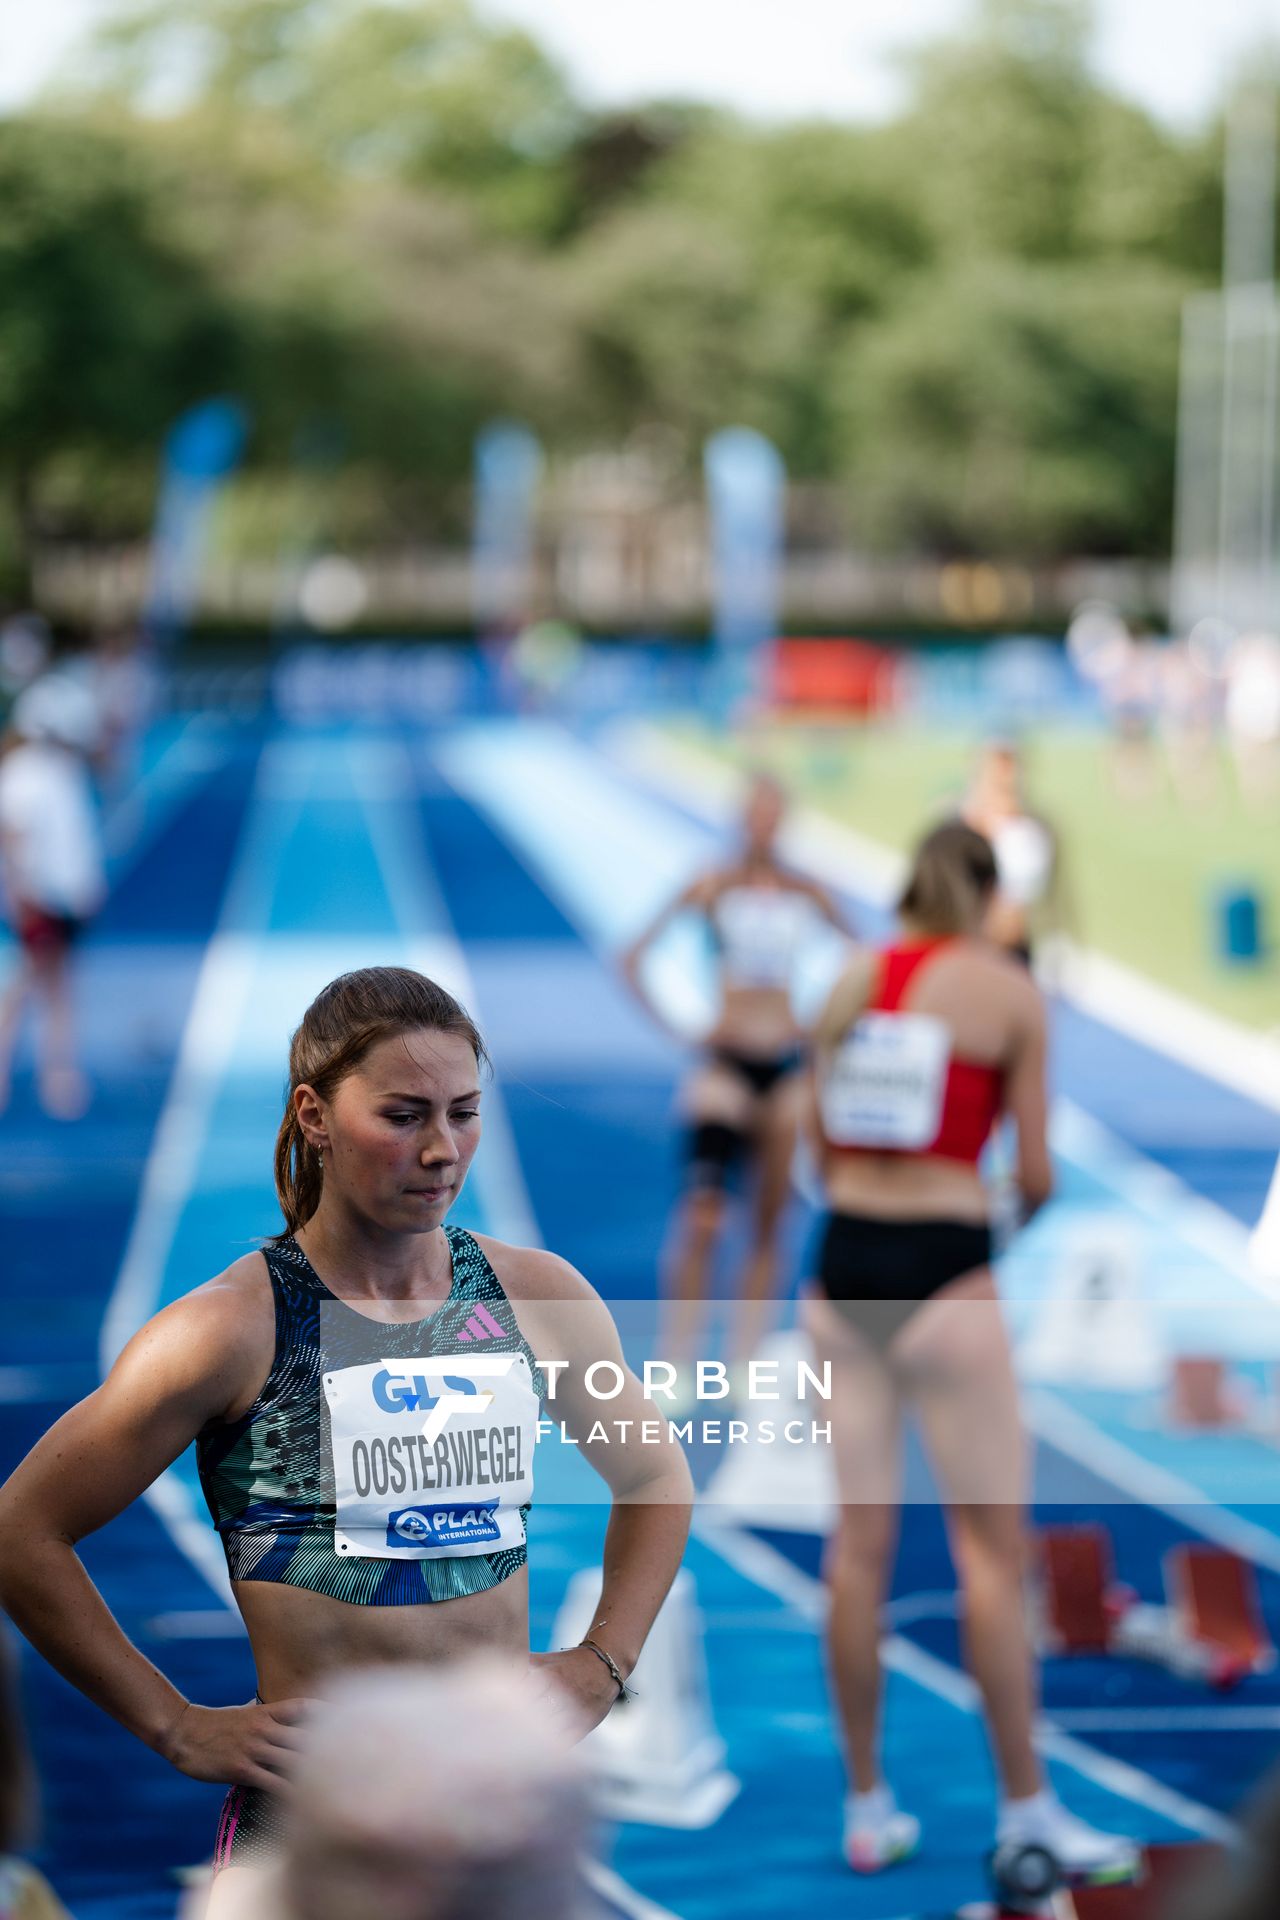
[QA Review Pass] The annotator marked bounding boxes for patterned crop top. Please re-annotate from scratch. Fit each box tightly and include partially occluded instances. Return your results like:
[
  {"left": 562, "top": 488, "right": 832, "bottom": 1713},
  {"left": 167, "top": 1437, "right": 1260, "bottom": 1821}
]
[{"left": 196, "top": 1227, "right": 546, "bottom": 1607}]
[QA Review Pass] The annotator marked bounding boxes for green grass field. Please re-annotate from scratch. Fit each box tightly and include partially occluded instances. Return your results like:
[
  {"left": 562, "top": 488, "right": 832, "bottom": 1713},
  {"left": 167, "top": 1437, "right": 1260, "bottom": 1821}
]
[{"left": 676, "top": 721, "right": 1280, "bottom": 1033}]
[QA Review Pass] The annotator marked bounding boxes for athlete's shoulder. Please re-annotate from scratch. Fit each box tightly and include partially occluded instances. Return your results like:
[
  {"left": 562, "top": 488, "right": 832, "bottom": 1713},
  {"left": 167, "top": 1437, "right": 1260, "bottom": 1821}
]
[
  {"left": 468, "top": 1235, "right": 599, "bottom": 1306},
  {"left": 831, "top": 943, "right": 880, "bottom": 995},
  {"left": 688, "top": 868, "right": 732, "bottom": 909},
  {"left": 975, "top": 942, "right": 1045, "bottom": 1022},
  {"left": 155, "top": 1251, "right": 274, "bottom": 1354},
  {"left": 103, "top": 1251, "right": 273, "bottom": 1425}
]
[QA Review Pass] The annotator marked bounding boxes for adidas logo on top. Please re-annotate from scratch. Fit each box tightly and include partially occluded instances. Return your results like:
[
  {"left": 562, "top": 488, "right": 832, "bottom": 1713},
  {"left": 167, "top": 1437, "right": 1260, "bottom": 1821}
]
[{"left": 457, "top": 1303, "right": 504, "bottom": 1344}]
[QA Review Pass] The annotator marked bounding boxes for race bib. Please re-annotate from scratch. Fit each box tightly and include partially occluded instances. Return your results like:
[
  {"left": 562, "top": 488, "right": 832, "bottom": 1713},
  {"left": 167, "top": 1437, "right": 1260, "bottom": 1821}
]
[
  {"left": 821, "top": 1012, "right": 951, "bottom": 1150},
  {"left": 715, "top": 887, "right": 809, "bottom": 989},
  {"left": 324, "top": 1353, "right": 539, "bottom": 1560}
]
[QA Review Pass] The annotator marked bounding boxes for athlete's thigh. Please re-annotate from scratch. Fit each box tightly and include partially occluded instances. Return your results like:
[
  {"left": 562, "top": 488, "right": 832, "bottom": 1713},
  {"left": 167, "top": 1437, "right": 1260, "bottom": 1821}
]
[
  {"left": 751, "top": 1074, "right": 803, "bottom": 1224},
  {"left": 681, "top": 1060, "right": 754, "bottom": 1130},
  {"left": 900, "top": 1272, "right": 1027, "bottom": 1510},
  {"left": 803, "top": 1291, "right": 903, "bottom": 1513}
]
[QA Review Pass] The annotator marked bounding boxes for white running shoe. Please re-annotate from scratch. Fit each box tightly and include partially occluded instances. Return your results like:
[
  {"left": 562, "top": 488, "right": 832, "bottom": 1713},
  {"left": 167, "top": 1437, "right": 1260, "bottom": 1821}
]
[
  {"left": 843, "top": 1788, "right": 922, "bottom": 1874},
  {"left": 997, "top": 1792, "right": 1141, "bottom": 1884}
]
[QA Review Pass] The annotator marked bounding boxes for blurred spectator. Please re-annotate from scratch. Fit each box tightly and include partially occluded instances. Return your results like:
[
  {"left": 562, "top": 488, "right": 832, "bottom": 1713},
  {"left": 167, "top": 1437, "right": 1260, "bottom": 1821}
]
[
  {"left": 0, "top": 1634, "right": 72, "bottom": 1920},
  {"left": 1158, "top": 637, "right": 1220, "bottom": 803},
  {"left": 0, "top": 671, "right": 106, "bottom": 1119},
  {"left": 91, "top": 627, "right": 155, "bottom": 778},
  {"left": 1225, "top": 632, "right": 1280, "bottom": 808},
  {"left": 961, "top": 740, "right": 1066, "bottom": 967},
  {"left": 1102, "top": 625, "right": 1163, "bottom": 800},
  {"left": 0, "top": 618, "right": 52, "bottom": 727},
  {"left": 189, "top": 1660, "right": 590, "bottom": 1920}
]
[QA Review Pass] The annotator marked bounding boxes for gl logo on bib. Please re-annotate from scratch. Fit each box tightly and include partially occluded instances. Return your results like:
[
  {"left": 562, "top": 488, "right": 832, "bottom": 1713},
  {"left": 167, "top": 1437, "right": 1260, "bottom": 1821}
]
[
  {"left": 821, "top": 1012, "right": 951, "bottom": 1150},
  {"left": 324, "top": 1354, "right": 538, "bottom": 1560}
]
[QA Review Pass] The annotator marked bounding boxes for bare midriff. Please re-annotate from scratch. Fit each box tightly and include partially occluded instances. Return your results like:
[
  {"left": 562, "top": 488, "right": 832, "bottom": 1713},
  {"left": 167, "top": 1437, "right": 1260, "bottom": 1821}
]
[
  {"left": 708, "top": 984, "right": 802, "bottom": 1057},
  {"left": 822, "top": 1148, "right": 989, "bottom": 1227},
  {"left": 233, "top": 1565, "right": 530, "bottom": 1701}
]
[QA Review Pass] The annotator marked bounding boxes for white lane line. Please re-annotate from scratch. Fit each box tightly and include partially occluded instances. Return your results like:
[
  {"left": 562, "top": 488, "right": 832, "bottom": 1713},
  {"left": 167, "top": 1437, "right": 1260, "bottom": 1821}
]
[
  {"left": 100, "top": 742, "right": 312, "bottom": 1605},
  {"left": 696, "top": 1518, "right": 1237, "bottom": 1846},
  {"left": 1051, "top": 1099, "right": 1262, "bottom": 1291},
  {"left": 101, "top": 743, "right": 305, "bottom": 1376},
  {"left": 102, "top": 712, "right": 235, "bottom": 868},
  {"left": 351, "top": 737, "right": 541, "bottom": 1249},
  {"left": 1023, "top": 1388, "right": 1280, "bottom": 1576},
  {"left": 1051, "top": 1708, "right": 1280, "bottom": 1733},
  {"left": 362, "top": 739, "right": 677, "bottom": 1920},
  {"left": 582, "top": 1859, "right": 683, "bottom": 1920},
  {"left": 608, "top": 721, "right": 1280, "bottom": 1117}
]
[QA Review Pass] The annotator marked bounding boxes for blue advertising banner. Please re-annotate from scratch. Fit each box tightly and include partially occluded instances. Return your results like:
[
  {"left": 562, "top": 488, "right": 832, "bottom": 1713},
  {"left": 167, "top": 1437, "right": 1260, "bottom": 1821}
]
[
  {"left": 143, "top": 397, "right": 248, "bottom": 648},
  {"left": 704, "top": 426, "right": 786, "bottom": 713},
  {"left": 471, "top": 421, "right": 544, "bottom": 642}
]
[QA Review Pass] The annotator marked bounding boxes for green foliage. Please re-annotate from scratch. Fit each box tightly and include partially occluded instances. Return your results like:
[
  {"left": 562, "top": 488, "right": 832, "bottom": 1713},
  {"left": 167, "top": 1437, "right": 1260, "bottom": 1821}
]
[
  {"left": 0, "top": 115, "right": 238, "bottom": 589},
  {"left": 838, "top": 261, "right": 1186, "bottom": 556},
  {"left": 6, "top": 0, "right": 1244, "bottom": 565},
  {"left": 82, "top": 0, "right": 583, "bottom": 239}
]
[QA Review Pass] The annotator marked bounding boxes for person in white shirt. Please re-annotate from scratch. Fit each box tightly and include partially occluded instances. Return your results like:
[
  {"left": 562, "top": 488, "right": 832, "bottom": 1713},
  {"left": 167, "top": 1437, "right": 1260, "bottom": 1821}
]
[
  {"left": 0, "top": 673, "right": 105, "bottom": 1119},
  {"left": 962, "top": 741, "right": 1064, "bottom": 967}
]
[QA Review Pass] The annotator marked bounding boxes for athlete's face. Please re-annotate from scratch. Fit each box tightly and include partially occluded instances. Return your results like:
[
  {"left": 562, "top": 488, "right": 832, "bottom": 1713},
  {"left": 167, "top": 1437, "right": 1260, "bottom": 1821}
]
[
  {"left": 312, "top": 1028, "right": 483, "bottom": 1232},
  {"left": 744, "top": 779, "right": 784, "bottom": 856}
]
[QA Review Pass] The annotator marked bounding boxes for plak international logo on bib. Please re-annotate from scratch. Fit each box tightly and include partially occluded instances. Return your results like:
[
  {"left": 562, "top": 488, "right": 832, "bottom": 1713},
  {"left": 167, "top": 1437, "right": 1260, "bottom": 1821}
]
[
  {"left": 386, "top": 1502, "right": 502, "bottom": 1550},
  {"left": 325, "top": 1353, "right": 538, "bottom": 1561}
]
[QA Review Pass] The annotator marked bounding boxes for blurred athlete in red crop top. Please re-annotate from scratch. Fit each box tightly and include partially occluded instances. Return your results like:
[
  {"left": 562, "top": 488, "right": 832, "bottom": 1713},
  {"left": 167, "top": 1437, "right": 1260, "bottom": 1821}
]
[{"left": 807, "top": 822, "right": 1137, "bottom": 1887}]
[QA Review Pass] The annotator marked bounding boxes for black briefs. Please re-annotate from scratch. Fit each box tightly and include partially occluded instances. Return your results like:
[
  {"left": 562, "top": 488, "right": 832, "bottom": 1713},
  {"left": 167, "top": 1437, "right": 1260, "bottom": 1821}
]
[
  {"left": 815, "top": 1211, "right": 993, "bottom": 1350},
  {"left": 713, "top": 1047, "right": 804, "bottom": 1099}
]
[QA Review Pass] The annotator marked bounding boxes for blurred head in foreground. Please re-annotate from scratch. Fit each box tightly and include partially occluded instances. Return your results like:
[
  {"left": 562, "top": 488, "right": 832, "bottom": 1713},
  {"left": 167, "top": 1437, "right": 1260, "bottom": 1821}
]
[
  {"left": 0, "top": 1629, "right": 72, "bottom": 1918},
  {"left": 899, "top": 820, "right": 999, "bottom": 940},
  {"left": 206, "top": 1660, "right": 589, "bottom": 1920},
  {"left": 1165, "top": 1775, "right": 1280, "bottom": 1920},
  {"left": 742, "top": 771, "right": 785, "bottom": 860}
]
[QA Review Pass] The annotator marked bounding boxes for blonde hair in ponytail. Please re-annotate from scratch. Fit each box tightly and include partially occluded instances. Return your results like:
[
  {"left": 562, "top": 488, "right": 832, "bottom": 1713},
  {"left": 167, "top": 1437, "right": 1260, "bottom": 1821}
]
[
  {"left": 898, "top": 821, "right": 998, "bottom": 937},
  {"left": 271, "top": 967, "right": 488, "bottom": 1239}
]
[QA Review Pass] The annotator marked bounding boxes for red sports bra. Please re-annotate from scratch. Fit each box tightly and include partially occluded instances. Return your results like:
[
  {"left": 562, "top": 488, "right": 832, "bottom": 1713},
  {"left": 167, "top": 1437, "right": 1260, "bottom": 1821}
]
[{"left": 828, "top": 938, "right": 1003, "bottom": 1165}]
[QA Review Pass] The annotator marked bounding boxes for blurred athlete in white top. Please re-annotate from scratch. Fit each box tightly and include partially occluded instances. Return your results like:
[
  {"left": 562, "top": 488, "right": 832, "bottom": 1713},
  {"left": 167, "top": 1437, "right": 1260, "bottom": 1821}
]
[
  {"left": 0, "top": 673, "right": 105, "bottom": 1118},
  {"left": 622, "top": 774, "right": 850, "bottom": 1383}
]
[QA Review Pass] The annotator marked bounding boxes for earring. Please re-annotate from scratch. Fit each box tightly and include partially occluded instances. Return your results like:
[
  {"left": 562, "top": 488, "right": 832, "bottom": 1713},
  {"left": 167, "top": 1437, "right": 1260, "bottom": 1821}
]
[{"left": 317, "top": 1149, "right": 324, "bottom": 1168}]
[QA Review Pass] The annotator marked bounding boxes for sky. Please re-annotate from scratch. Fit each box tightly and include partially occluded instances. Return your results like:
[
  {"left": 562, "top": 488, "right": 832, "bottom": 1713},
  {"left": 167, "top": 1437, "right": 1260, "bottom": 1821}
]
[{"left": 1, "top": 0, "right": 1276, "bottom": 127}]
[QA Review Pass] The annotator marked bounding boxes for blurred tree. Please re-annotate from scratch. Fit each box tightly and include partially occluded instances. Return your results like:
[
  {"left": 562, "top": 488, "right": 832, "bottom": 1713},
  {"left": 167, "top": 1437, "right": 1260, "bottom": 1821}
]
[
  {"left": 0, "top": 116, "right": 238, "bottom": 596},
  {"left": 836, "top": 260, "right": 1185, "bottom": 556},
  {"left": 80, "top": 0, "right": 583, "bottom": 239},
  {"left": 13, "top": 0, "right": 1235, "bottom": 569}
]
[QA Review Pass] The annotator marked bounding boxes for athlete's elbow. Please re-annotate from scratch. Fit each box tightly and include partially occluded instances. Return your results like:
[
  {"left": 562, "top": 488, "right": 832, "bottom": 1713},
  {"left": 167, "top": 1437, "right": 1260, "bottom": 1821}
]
[{"left": 1019, "top": 1166, "right": 1054, "bottom": 1217}]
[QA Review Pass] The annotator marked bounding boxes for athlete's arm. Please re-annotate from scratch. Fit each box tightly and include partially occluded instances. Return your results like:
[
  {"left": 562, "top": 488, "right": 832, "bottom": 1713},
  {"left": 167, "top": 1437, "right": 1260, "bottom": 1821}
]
[
  {"left": 0, "top": 1269, "right": 308, "bottom": 1788},
  {"left": 1003, "top": 981, "right": 1053, "bottom": 1218},
  {"left": 805, "top": 951, "right": 876, "bottom": 1145},
  {"left": 492, "top": 1246, "right": 693, "bottom": 1731},
  {"left": 618, "top": 875, "right": 712, "bottom": 1035},
  {"left": 796, "top": 874, "right": 855, "bottom": 938}
]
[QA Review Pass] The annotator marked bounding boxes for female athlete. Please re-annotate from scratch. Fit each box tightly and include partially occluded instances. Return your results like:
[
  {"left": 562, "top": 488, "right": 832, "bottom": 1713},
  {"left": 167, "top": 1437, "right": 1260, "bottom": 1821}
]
[
  {"left": 807, "top": 823, "right": 1135, "bottom": 1882},
  {"left": 621, "top": 773, "right": 849, "bottom": 1385},
  {"left": 0, "top": 967, "right": 692, "bottom": 1913}
]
